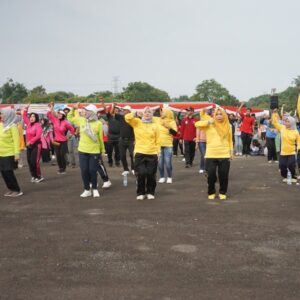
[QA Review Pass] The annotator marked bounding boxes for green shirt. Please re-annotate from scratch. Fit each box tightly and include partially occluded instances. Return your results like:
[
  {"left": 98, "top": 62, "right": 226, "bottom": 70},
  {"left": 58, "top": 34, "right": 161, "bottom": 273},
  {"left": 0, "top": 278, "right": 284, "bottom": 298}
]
[
  {"left": 67, "top": 110, "right": 105, "bottom": 154},
  {"left": 0, "top": 124, "right": 20, "bottom": 157}
]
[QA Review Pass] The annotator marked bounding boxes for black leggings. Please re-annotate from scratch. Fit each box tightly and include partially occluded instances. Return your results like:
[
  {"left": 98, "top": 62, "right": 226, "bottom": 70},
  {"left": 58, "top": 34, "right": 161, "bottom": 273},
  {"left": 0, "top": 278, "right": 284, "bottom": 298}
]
[
  {"left": 134, "top": 153, "right": 158, "bottom": 196},
  {"left": 266, "top": 138, "right": 277, "bottom": 161},
  {"left": 1, "top": 170, "right": 21, "bottom": 192},
  {"left": 54, "top": 141, "right": 68, "bottom": 171},
  {"left": 279, "top": 155, "right": 296, "bottom": 179},
  {"left": 205, "top": 158, "right": 230, "bottom": 195}
]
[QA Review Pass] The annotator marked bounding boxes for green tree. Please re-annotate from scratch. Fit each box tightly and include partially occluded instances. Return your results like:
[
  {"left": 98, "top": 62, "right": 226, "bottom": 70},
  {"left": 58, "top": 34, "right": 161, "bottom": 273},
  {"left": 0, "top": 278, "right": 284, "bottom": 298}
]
[
  {"left": 292, "top": 76, "right": 300, "bottom": 89},
  {"left": 121, "top": 82, "right": 170, "bottom": 102},
  {"left": 0, "top": 79, "right": 28, "bottom": 103},
  {"left": 172, "top": 95, "right": 190, "bottom": 102},
  {"left": 192, "top": 79, "right": 239, "bottom": 106},
  {"left": 30, "top": 85, "right": 47, "bottom": 96}
]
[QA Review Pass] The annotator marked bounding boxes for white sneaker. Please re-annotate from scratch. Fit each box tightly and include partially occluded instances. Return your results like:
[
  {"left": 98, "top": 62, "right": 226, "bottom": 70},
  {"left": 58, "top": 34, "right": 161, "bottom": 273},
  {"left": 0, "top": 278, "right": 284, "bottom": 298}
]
[
  {"left": 30, "top": 177, "right": 35, "bottom": 183},
  {"left": 268, "top": 161, "right": 272, "bottom": 163},
  {"left": 51, "top": 155, "right": 56, "bottom": 160},
  {"left": 136, "top": 195, "right": 145, "bottom": 201},
  {"left": 166, "top": 177, "right": 172, "bottom": 184},
  {"left": 34, "top": 177, "right": 44, "bottom": 183},
  {"left": 182, "top": 158, "right": 186, "bottom": 162},
  {"left": 102, "top": 180, "right": 112, "bottom": 189},
  {"left": 80, "top": 190, "right": 92, "bottom": 197},
  {"left": 122, "top": 170, "right": 130, "bottom": 176},
  {"left": 199, "top": 169, "right": 204, "bottom": 174},
  {"left": 158, "top": 178, "right": 165, "bottom": 183},
  {"left": 298, "top": 175, "right": 300, "bottom": 180},
  {"left": 131, "top": 170, "right": 135, "bottom": 175},
  {"left": 274, "top": 161, "right": 278, "bottom": 163},
  {"left": 93, "top": 189, "right": 100, "bottom": 197},
  {"left": 146, "top": 194, "right": 155, "bottom": 200}
]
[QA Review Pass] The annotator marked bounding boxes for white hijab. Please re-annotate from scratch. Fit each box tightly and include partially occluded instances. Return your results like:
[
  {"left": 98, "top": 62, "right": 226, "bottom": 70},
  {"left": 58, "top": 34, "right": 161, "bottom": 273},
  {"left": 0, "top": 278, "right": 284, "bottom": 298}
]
[{"left": 1, "top": 108, "right": 16, "bottom": 132}]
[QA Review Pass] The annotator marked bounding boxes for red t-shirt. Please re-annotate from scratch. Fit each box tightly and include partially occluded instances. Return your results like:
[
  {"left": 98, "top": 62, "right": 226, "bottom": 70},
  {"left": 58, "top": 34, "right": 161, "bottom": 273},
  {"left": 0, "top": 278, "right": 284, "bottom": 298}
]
[
  {"left": 240, "top": 112, "right": 255, "bottom": 134},
  {"left": 180, "top": 117, "right": 197, "bottom": 141}
]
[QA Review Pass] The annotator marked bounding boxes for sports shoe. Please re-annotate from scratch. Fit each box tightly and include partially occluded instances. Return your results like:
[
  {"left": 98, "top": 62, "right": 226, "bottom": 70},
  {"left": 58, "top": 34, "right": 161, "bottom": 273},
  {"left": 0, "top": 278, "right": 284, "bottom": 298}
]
[
  {"left": 136, "top": 195, "right": 145, "bottom": 201},
  {"left": 146, "top": 194, "right": 155, "bottom": 200},
  {"left": 34, "top": 177, "right": 44, "bottom": 183},
  {"left": 102, "top": 180, "right": 112, "bottom": 189},
  {"left": 199, "top": 169, "right": 204, "bottom": 174},
  {"left": 122, "top": 170, "right": 130, "bottom": 176},
  {"left": 219, "top": 194, "right": 227, "bottom": 200},
  {"left": 158, "top": 178, "right": 165, "bottom": 183},
  {"left": 4, "top": 191, "right": 13, "bottom": 197},
  {"left": 166, "top": 177, "right": 172, "bottom": 184},
  {"left": 297, "top": 175, "right": 300, "bottom": 180},
  {"left": 291, "top": 178, "right": 297, "bottom": 183},
  {"left": 274, "top": 161, "right": 278, "bottom": 163},
  {"left": 268, "top": 161, "right": 272, "bottom": 164},
  {"left": 131, "top": 170, "right": 135, "bottom": 175},
  {"left": 282, "top": 178, "right": 288, "bottom": 183},
  {"left": 208, "top": 194, "right": 216, "bottom": 200},
  {"left": 30, "top": 177, "right": 35, "bottom": 183},
  {"left": 80, "top": 190, "right": 92, "bottom": 197},
  {"left": 182, "top": 158, "right": 186, "bottom": 162},
  {"left": 93, "top": 189, "right": 100, "bottom": 197},
  {"left": 9, "top": 191, "right": 23, "bottom": 197},
  {"left": 57, "top": 170, "right": 66, "bottom": 175}
]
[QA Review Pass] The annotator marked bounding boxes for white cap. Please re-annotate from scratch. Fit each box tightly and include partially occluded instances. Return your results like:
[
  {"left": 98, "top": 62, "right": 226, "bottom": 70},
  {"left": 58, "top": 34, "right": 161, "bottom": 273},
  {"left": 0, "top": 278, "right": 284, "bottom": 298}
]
[
  {"left": 57, "top": 110, "right": 66, "bottom": 116},
  {"left": 123, "top": 105, "right": 132, "bottom": 111},
  {"left": 84, "top": 104, "right": 98, "bottom": 114}
]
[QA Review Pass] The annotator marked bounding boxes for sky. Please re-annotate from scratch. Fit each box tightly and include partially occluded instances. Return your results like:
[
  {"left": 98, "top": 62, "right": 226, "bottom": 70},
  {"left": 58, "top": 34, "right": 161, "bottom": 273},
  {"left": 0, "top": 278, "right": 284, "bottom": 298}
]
[{"left": 0, "top": 0, "right": 300, "bottom": 100}]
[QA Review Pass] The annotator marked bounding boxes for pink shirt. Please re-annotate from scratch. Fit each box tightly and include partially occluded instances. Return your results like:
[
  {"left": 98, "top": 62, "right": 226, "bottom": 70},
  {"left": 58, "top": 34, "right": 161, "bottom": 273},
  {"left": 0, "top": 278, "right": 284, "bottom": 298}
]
[
  {"left": 23, "top": 110, "right": 42, "bottom": 145},
  {"left": 41, "top": 131, "right": 53, "bottom": 149},
  {"left": 47, "top": 111, "right": 75, "bottom": 142}
]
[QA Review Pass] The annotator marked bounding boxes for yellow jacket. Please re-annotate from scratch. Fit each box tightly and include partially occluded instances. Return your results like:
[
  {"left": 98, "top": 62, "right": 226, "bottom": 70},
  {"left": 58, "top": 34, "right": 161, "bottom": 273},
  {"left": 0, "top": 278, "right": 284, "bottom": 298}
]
[
  {"left": 67, "top": 109, "right": 105, "bottom": 154},
  {"left": 271, "top": 113, "right": 300, "bottom": 155},
  {"left": 195, "top": 118, "right": 233, "bottom": 158},
  {"left": 17, "top": 123, "right": 25, "bottom": 151},
  {"left": 125, "top": 113, "right": 160, "bottom": 155},
  {"left": 153, "top": 109, "right": 177, "bottom": 147},
  {"left": 0, "top": 124, "right": 20, "bottom": 157}
]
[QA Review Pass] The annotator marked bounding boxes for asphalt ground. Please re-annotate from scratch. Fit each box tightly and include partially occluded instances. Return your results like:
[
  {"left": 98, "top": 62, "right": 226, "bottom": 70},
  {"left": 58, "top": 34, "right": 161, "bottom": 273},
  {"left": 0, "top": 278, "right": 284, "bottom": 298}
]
[{"left": 0, "top": 153, "right": 300, "bottom": 300}]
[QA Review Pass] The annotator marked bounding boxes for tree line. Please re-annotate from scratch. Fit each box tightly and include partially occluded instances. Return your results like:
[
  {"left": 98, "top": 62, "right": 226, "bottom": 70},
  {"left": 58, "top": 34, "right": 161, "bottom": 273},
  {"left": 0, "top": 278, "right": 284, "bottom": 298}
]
[{"left": 0, "top": 77, "right": 299, "bottom": 111}]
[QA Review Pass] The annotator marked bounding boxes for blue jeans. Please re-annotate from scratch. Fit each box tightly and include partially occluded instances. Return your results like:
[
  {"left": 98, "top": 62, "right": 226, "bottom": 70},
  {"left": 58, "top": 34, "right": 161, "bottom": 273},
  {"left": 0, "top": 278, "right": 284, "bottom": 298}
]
[
  {"left": 198, "top": 142, "right": 206, "bottom": 170},
  {"left": 79, "top": 152, "right": 100, "bottom": 190},
  {"left": 158, "top": 147, "right": 173, "bottom": 178}
]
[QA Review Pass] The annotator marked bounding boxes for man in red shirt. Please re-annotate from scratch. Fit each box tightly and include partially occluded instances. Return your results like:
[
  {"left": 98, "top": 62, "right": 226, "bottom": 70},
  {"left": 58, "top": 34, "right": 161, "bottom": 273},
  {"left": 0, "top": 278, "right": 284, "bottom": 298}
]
[
  {"left": 180, "top": 107, "right": 197, "bottom": 168},
  {"left": 238, "top": 102, "right": 255, "bottom": 156}
]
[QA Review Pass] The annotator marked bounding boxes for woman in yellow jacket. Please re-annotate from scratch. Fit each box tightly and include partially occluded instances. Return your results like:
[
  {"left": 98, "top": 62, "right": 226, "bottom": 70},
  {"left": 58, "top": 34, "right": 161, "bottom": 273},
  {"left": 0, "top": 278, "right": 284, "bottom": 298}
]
[
  {"left": 272, "top": 108, "right": 300, "bottom": 182},
  {"left": 0, "top": 108, "right": 23, "bottom": 197},
  {"left": 195, "top": 108, "right": 233, "bottom": 200},
  {"left": 125, "top": 107, "right": 160, "bottom": 200},
  {"left": 68, "top": 103, "right": 105, "bottom": 198},
  {"left": 155, "top": 108, "right": 177, "bottom": 184}
]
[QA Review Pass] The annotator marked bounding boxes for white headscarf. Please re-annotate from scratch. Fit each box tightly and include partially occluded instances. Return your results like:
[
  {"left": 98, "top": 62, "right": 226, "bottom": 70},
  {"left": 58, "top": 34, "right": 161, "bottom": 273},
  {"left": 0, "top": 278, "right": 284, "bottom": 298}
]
[
  {"left": 141, "top": 106, "right": 153, "bottom": 123},
  {"left": 286, "top": 116, "right": 297, "bottom": 130},
  {"left": 1, "top": 108, "right": 16, "bottom": 132}
]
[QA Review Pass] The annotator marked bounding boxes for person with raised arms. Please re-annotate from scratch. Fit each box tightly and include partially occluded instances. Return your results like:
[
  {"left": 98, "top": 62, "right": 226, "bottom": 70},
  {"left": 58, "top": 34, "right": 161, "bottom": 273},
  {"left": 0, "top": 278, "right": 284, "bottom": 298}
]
[
  {"left": 125, "top": 107, "right": 160, "bottom": 200},
  {"left": 195, "top": 108, "right": 233, "bottom": 200},
  {"left": 67, "top": 103, "right": 105, "bottom": 198}
]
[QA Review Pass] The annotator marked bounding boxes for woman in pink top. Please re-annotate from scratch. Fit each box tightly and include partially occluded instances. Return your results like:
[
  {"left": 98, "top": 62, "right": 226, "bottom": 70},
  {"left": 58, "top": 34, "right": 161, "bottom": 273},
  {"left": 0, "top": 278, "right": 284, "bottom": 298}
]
[
  {"left": 47, "top": 103, "right": 75, "bottom": 174},
  {"left": 23, "top": 104, "right": 44, "bottom": 182}
]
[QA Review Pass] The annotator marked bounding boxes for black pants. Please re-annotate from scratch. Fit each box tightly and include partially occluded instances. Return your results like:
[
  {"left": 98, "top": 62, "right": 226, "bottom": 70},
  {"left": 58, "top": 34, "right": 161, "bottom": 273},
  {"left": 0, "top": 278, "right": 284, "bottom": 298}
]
[
  {"left": 241, "top": 132, "right": 252, "bottom": 155},
  {"left": 97, "top": 155, "right": 109, "bottom": 182},
  {"left": 266, "top": 138, "right": 277, "bottom": 161},
  {"left": 106, "top": 140, "right": 120, "bottom": 166},
  {"left": 205, "top": 158, "right": 230, "bottom": 195},
  {"left": 119, "top": 139, "right": 134, "bottom": 171},
  {"left": 27, "top": 144, "right": 42, "bottom": 179},
  {"left": 279, "top": 155, "right": 296, "bottom": 178},
  {"left": 184, "top": 140, "right": 196, "bottom": 165},
  {"left": 54, "top": 141, "right": 68, "bottom": 171},
  {"left": 173, "top": 139, "right": 183, "bottom": 156},
  {"left": 1, "top": 170, "right": 21, "bottom": 192},
  {"left": 134, "top": 153, "right": 158, "bottom": 196}
]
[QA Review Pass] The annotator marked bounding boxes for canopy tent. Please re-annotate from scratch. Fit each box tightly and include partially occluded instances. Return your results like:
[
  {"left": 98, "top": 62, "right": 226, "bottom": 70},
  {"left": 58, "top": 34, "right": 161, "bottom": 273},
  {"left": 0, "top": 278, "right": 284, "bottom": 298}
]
[{"left": 0, "top": 102, "right": 267, "bottom": 117}]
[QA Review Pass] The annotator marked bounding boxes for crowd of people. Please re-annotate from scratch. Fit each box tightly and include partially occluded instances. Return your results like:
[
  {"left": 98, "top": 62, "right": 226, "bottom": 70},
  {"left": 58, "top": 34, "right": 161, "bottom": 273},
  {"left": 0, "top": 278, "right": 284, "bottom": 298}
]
[{"left": 0, "top": 94, "right": 300, "bottom": 200}]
